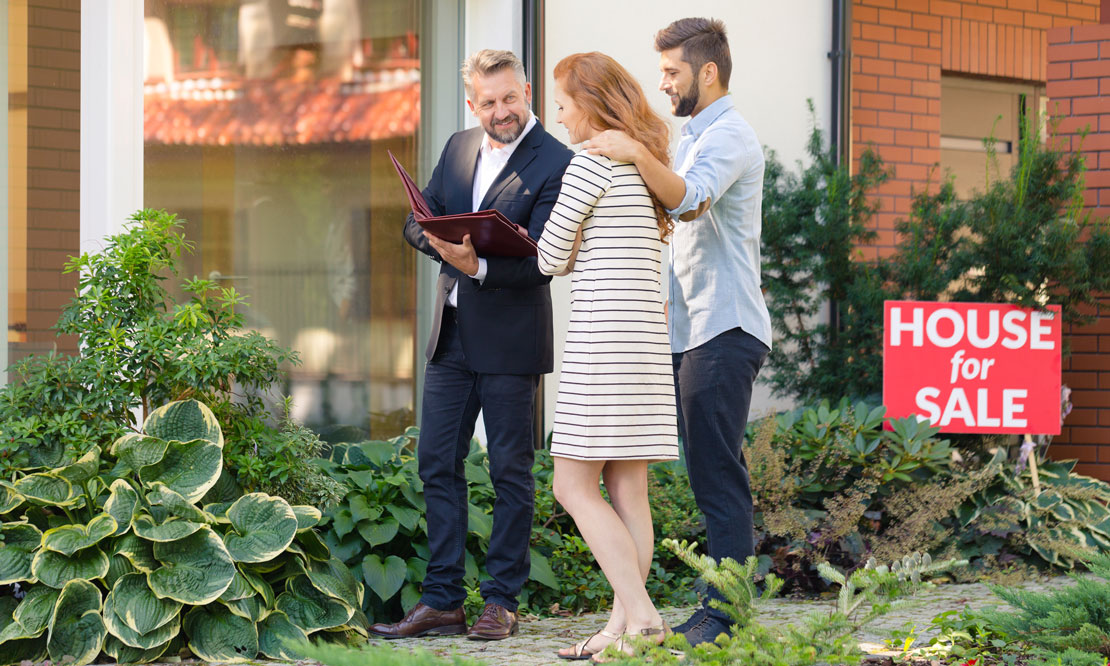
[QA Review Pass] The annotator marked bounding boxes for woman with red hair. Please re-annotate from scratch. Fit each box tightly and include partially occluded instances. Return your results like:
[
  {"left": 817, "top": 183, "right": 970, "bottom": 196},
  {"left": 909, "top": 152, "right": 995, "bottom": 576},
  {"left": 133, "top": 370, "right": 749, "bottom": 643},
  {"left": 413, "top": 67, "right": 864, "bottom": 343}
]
[{"left": 536, "top": 52, "right": 677, "bottom": 662}]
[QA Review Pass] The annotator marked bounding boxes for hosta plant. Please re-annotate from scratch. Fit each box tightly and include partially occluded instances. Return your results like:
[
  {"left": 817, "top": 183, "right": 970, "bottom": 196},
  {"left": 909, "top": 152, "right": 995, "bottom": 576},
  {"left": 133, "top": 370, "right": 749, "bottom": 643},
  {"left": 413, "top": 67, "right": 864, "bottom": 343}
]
[{"left": 0, "top": 399, "right": 364, "bottom": 665}]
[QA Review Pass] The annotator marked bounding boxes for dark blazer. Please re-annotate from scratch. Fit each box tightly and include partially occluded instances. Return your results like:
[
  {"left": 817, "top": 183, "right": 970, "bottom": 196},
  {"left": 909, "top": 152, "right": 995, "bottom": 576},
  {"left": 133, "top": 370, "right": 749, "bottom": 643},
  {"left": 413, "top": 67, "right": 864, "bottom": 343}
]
[{"left": 404, "top": 121, "right": 573, "bottom": 375}]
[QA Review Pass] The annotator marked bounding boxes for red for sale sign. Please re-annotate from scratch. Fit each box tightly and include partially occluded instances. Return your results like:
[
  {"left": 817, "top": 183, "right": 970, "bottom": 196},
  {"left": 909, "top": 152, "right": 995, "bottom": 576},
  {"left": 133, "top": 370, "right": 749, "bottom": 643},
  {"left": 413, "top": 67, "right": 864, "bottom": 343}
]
[{"left": 883, "top": 301, "right": 1062, "bottom": 435}]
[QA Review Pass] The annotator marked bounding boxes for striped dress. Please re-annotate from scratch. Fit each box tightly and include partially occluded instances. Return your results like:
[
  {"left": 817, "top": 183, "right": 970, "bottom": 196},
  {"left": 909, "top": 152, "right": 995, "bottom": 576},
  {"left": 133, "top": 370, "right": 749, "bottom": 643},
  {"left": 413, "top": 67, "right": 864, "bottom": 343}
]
[{"left": 537, "top": 151, "right": 679, "bottom": 462}]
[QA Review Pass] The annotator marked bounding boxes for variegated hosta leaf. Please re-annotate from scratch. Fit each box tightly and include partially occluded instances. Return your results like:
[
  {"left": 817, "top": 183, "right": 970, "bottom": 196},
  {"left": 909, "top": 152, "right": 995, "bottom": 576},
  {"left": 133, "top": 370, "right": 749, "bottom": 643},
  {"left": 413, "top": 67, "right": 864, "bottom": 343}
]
[
  {"left": 303, "top": 557, "right": 363, "bottom": 609},
  {"left": 183, "top": 604, "right": 258, "bottom": 662},
  {"left": 238, "top": 565, "right": 275, "bottom": 608},
  {"left": 219, "top": 571, "right": 256, "bottom": 602},
  {"left": 275, "top": 575, "right": 352, "bottom": 634},
  {"left": 0, "top": 522, "right": 43, "bottom": 585},
  {"left": 7, "top": 474, "right": 77, "bottom": 507},
  {"left": 52, "top": 446, "right": 101, "bottom": 484},
  {"left": 148, "top": 527, "right": 235, "bottom": 605},
  {"left": 110, "top": 572, "right": 182, "bottom": 635},
  {"left": 41, "top": 513, "right": 117, "bottom": 556},
  {"left": 223, "top": 594, "right": 267, "bottom": 622},
  {"left": 132, "top": 513, "right": 204, "bottom": 542},
  {"left": 146, "top": 483, "right": 212, "bottom": 524},
  {"left": 257, "top": 610, "right": 308, "bottom": 660},
  {"left": 143, "top": 399, "right": 223, "bottom": 448},
  {"left": 112, "top": 533, "right": 159, "bottom": 572},
  {"left": 105, "top": 553, "right": 137, "bottom": 589},
  {"left": 203, "top": 501, "right": 233, "bottom": 523},
  {"left": 0, "top": 635, "right": 47, "bottom": 663},
  {"left": 46, "top": 579, "right": 105, "bottom": 666},
  {"left": 110, "top": 433, "right": 169, "bottom": 471},
  {"left": 104, "top": 479, "right": 140, "bottom": 536},
  {"left": 139, "top": 439, "right": 222, "bottom": 504},
  {"left": 223, "top": 493, "right": 297, "bottom": 563},
  {"left": 296, "top": 529, "right": 332, "bottom": 562},
  {"left": 31, "top": 547, "right": 109, "bottom": 589},
  {"left": 102, "top": 588, "right": 180, "bottom": 650},
  {"left": 103, "top": 633, "right": 171, "bottom": 665},
  {"left": 0, "top": 484, "right": 24, "bottom": 515},
  {"left": 0, "top": 586, "right": 59, "bottom": 642},
  {"left": 292, "top": 505, "right": 322, "bottom": 531}
]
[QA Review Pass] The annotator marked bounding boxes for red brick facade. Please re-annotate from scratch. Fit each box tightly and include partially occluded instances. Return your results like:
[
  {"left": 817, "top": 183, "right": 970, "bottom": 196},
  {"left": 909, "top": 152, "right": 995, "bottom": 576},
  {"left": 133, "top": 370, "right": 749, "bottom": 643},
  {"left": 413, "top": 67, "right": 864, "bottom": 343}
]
[
  {"left": 1045, "top": 23, "right": 1110, "bottom": 477},
  {"left": 851, "top": 0, "right": 1110, "bottom": 479}
]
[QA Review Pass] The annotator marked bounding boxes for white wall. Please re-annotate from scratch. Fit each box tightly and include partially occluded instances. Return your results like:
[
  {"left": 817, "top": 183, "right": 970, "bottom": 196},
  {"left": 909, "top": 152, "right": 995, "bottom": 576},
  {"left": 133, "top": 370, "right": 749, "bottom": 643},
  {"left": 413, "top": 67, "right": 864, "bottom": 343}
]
[
  {"left": 542, "top": 1, "right": 835, "bottom": 431},
  {"left": 81, "top": 0, "right": 144, "bottom": 252}
]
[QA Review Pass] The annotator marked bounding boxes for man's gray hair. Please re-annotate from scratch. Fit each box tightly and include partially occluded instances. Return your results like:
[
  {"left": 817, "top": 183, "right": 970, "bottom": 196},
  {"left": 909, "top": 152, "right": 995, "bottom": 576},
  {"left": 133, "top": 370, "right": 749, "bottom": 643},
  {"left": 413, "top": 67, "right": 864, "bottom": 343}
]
[{"left": 461, "top": 49, "right": 527, "bottom": 100}]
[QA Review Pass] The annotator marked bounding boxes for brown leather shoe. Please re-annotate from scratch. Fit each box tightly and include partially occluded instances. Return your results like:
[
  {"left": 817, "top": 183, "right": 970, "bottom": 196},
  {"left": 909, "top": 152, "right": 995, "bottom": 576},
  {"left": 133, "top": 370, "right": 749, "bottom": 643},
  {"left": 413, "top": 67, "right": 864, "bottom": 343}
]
[
  {"left": 368, "top": 602, "right": 467, "bottom": 639},
  {"left": 466, "top": 603, "right": 518, "bottom": 640}
]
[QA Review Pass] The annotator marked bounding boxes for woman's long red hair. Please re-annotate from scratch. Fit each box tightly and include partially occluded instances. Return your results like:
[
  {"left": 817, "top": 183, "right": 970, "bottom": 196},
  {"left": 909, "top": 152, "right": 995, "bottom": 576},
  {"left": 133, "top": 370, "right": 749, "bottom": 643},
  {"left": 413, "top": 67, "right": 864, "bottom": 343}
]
[{"left": 554, "top": 52, "right": 673, "bottom": 241}]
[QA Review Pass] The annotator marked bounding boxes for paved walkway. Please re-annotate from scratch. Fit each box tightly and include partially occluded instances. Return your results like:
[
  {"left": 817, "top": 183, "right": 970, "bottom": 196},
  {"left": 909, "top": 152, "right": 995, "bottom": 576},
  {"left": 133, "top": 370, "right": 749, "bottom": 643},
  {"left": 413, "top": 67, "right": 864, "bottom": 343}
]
[{"left": 364, "top": 575, "right": 1077, "bottom": 665}]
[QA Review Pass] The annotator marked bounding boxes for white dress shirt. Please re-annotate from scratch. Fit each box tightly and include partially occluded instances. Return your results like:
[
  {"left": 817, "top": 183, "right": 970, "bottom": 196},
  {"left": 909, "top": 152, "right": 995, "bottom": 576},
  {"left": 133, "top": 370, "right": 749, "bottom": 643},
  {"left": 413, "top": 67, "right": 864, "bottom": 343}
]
[{"left": 447, "top": 112, "right": 537, "bottom": 307}]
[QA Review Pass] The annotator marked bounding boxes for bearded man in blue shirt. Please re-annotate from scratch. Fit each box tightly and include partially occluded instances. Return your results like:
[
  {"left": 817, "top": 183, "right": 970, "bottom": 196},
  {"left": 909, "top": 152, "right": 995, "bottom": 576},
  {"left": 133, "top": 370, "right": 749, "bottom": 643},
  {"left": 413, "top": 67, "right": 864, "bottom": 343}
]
[{"left": 585, "top": 16, "right": 772, "bottom": 647}]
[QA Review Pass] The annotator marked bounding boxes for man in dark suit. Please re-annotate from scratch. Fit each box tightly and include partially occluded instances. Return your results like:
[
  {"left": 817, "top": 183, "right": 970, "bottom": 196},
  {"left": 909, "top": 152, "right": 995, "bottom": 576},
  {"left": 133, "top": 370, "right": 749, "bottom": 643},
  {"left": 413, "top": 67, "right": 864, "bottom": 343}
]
[{"left": 368, "top": 49, "right": 572, "bottom": 641}]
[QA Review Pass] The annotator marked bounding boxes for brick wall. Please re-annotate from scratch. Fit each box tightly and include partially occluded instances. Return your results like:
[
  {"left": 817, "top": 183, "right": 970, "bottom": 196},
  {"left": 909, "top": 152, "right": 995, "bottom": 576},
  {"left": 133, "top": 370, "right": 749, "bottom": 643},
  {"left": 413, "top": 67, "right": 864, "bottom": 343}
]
[
  {"left": 851, "top": 0, "right": 1100, "bottom": 259},
  {"left": 18, "top": 0, "right": 80, "bottom": 360},
  {"left": 1044, "top": 23, "right": 1110, "bottom": 478},
  {"left": 852, "top": 0, "right": 1110, "bottom": 479}
]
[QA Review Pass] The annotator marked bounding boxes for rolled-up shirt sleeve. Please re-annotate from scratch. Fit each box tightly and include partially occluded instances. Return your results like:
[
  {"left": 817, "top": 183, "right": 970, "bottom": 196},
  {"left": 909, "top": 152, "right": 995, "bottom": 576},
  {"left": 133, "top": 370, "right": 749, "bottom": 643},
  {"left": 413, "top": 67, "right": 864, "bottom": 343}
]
[{"left": 666, "top": 125, "right": 751, "bottom": 218}]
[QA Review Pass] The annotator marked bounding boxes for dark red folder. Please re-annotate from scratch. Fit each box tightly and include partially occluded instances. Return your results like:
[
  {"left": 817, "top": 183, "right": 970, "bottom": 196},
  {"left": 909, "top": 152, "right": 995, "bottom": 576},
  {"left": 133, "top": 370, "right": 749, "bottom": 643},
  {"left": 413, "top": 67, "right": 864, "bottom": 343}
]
[{"left": 388, "top": 150, "right": 538, "bottom": 257}]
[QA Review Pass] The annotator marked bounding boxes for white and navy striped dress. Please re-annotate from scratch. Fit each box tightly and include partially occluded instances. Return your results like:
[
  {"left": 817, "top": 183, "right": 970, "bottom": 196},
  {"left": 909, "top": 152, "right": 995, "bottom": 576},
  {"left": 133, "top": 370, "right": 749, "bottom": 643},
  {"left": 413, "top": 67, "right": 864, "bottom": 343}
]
[{"left": 537, "top": 151, "right": 679, "bottom": 462}]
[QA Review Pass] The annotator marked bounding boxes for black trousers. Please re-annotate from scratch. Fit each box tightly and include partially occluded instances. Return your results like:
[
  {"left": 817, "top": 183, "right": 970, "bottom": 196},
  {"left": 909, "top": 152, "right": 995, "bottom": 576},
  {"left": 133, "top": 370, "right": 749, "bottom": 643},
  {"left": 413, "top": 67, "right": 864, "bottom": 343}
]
[
  {"left": 416, "top": 309, "right": 539, "bottom": 612},
  {"left": 673, "top": 326, "right": 769, "bottom": 621}
]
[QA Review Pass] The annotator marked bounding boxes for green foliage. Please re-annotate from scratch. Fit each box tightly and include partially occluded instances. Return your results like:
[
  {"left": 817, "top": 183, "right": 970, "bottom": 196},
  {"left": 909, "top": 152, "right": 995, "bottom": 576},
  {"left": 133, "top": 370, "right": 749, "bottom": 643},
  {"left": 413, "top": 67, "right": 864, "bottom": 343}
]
[
  {"left": 0, "top": 209, "right": 341, "bottom": 509},
  {"left": 762, "top": 110, "right": 1110, "bottom": 402},
  {"left": 761, "top": 103, "right": 892, "bottom": 401},
  {"left": 957, "top": 451, "right": 1110, "bottom": 569},
  {"left": 981, "top": 551, "right": 1110, "bottom": 660},
  {"left": 601, "top": 540, "right": 964, "bottom": 665},
  {"left": 0, "top": 399, "right": 364, "bottom": 666},
  {"left": 317, "top": 432, "right": 697, "bottom": 623}
]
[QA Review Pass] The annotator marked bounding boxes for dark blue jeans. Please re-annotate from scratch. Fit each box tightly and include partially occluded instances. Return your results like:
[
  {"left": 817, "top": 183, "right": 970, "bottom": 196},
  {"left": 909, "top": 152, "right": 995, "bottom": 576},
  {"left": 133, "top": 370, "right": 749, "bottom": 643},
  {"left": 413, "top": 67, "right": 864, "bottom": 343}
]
[
  {"left": 673, "top": 326, "right": 769, "bottom": 622},
  {"left": 416, "top": 309, "right": 538, "bottom": 613}
]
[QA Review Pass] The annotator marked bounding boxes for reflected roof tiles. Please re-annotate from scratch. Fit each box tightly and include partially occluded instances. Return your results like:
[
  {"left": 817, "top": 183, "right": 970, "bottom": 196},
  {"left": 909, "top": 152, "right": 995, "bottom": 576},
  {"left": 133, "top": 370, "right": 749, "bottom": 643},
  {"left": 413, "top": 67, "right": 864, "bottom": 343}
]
[{"left": 144, "top": 68, "right": 420, "bottom": 146}]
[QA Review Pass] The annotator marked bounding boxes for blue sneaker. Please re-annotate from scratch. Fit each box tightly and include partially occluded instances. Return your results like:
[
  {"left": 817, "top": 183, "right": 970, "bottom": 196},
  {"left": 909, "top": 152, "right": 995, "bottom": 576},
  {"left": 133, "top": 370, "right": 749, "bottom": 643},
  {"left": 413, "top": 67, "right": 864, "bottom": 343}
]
[
  {"left": 672, "top": 607, "right": 707, "bottom": 634},
  {"left": 682, "top": 614, "right": 731, "bottom": 646}
]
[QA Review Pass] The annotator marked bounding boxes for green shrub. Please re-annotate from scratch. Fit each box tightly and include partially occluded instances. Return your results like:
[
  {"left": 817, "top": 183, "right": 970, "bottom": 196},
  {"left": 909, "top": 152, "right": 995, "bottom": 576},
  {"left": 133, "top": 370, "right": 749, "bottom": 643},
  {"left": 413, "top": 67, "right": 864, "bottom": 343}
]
[
  {"left": 745, "top": 399, "right": 1110, "bottom": 590},
  {"left": 0, "top": 399, "right": 363, "bottom": 666},
  {"left": 923, "top": 552, "right": 1110, "bottom": 666},
  {"left": 317, "top": 433, "right": 698, "bottom": 622},
  {"left": 0, "top": 209, "right": 342, "bottom": 509},
  {"left": 746, "top": 399, "right": 960, "bottom": 589},
  {"left": 762, "top": 110, "right": 1110, "bottom": 403},
  {"left": 605, "top": 541, "right": 965, "bottom": 666},
  {"left": 296, "top": 638, "right": 485, "bottom": 666}
]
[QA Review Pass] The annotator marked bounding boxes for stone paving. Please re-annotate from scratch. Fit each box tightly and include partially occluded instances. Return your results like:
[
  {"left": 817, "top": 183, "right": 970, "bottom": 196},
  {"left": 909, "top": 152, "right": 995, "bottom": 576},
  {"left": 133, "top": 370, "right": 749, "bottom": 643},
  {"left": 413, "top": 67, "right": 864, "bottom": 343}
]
[{"left": 362, "top": 574, "right": 1078, "bottom": 665}]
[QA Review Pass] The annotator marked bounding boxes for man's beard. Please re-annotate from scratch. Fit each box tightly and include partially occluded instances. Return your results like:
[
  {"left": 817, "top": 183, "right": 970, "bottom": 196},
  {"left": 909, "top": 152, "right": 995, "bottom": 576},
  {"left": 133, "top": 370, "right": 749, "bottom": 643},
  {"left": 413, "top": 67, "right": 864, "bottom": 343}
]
[
  {"left": 484, "top": 113, "right": 526, "bottom": 144},
  {"left": 673, "top": 79, "right": 700, "bottom": 117}
]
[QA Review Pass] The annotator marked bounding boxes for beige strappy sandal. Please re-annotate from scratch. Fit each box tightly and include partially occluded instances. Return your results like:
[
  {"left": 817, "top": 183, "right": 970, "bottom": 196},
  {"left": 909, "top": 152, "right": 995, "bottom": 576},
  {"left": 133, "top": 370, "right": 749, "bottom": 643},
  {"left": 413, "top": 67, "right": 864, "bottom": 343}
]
[
  {"left": 590, "top": 623, "right": 670, "bottom": 663},
  {"left": 558, "top": 628, "right": 621, "bottom": 661}
]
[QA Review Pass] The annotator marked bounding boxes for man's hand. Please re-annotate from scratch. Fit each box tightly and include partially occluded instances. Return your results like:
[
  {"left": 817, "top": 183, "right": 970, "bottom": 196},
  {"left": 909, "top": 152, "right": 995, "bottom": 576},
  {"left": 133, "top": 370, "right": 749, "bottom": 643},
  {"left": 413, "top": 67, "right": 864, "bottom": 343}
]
[
  {"left": 425, "top": 232, "right": 480, "bottom": 276},
  {"left": 583, "top": 130, "right": 643, "bottom": 163}
]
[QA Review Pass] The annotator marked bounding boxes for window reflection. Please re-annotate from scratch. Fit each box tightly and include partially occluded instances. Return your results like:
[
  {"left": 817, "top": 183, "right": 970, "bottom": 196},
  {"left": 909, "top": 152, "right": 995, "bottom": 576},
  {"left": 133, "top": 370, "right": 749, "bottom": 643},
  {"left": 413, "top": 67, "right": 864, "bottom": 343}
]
[{"left": 143, "top": 0, "right": 420, "bottom": 439}]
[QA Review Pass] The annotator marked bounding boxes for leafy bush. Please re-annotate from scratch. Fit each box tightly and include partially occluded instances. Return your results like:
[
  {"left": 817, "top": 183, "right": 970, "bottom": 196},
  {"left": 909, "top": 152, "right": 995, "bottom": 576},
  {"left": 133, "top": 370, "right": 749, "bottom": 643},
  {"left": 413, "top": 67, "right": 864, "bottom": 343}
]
[
  {"left": 746, "top": 399, "right": 1110, "bottom": 590},
  {"left": 317, "top": 432, "right": 698, "bottom": 622},
  {"left": 924, "top": 551, "right": 1110, "bottom": 666},
  {"left": 606, "top": 541, "right": 965, "bottom": 666},
  {"left": 0, "top": 209, "right": 342, "bottom": 509},
  {"left": 296, "top": 638, "right": 484, "bottom": 666},
  {"left": 747, "top": 399, "right": 959, "bottom": 589},
  {"left": 0, "top": 399, "right": 363, "bottom": 666},
  {"left": 762, "top": 111, "right": 1110, "bottom": 403}
]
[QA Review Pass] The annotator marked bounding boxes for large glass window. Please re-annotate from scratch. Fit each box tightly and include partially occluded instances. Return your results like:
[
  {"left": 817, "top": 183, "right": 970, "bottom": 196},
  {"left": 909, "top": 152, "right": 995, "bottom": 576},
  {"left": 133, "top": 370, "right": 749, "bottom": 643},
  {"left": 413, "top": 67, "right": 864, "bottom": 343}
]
[
  {"left": 6, "top": 0, "right": 81, "bottom": 371},
  {"left": 143, "top": 0, "right": 422, "bottom": 439}
]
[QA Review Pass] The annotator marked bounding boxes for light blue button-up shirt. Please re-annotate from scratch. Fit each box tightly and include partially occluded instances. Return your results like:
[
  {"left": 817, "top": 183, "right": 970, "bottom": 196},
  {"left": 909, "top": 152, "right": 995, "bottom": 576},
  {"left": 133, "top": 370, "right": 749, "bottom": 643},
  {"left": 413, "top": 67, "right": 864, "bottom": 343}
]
[{"left": 667, "top": 94, "right": 772, "bottom": 354}]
